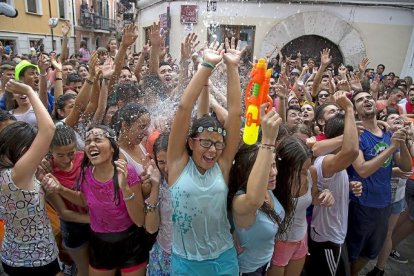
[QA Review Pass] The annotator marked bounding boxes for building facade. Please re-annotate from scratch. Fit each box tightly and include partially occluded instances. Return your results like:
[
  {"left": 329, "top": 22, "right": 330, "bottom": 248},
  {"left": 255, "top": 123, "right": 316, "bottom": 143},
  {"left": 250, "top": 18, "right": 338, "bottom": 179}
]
[
  {"left": 136, "top": 0, "right": 414, "bottom": 77},
  {"left": 0, "top": 0, "right": 76, "bottom": 55}
]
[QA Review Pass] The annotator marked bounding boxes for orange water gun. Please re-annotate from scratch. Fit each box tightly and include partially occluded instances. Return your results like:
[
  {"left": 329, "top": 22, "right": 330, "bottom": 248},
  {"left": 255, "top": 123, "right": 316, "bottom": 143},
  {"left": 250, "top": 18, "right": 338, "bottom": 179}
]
[{"left": 243, "top": 58, "right": 273, "bottom": 145}]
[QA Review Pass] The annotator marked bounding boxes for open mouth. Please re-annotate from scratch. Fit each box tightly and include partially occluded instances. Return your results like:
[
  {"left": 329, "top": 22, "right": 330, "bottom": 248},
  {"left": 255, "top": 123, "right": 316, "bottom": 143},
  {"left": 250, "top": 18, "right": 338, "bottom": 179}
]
[
  {"left": 164, "top": 75, "right": 172, "bottom": 82},
  {"left": 89, "top": 150, "right": 100, "bottom": 159},
  {"left": 203, "top": 155, "right": 215, "bottom": 164},
  {"left": 19, "top": 95, "right": 28, "bottom": 100}
]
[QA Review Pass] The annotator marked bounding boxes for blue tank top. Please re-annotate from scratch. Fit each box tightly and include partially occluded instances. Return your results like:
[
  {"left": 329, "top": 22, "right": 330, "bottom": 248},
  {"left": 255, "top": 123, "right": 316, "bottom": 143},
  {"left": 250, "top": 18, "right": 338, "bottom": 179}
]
[
  {"left": 234, "top": 190, "right": 285, "bottom": 273},
  {"left": 169, "top": 158, "right": 233, "bottom": 261}
]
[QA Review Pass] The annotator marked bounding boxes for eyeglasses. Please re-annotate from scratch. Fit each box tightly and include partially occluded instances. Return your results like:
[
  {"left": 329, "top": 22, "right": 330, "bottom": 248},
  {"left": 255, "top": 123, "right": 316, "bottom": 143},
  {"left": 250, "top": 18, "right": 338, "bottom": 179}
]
[
  {"left": 192, "top": 138, "right": 225, "bottom": 150},
  {"left": 318, "top": 93, "right": 329, "bottom": 98}
]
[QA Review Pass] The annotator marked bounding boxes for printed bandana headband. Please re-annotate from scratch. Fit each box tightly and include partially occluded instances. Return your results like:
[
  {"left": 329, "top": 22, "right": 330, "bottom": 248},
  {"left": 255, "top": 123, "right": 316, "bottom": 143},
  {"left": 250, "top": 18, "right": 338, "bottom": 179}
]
[
  {"left": 193, "top": 126, "right": 227, "bottom": 137},
  {"left": 86, "top": 129, "right": 117, "bottom": 141}
]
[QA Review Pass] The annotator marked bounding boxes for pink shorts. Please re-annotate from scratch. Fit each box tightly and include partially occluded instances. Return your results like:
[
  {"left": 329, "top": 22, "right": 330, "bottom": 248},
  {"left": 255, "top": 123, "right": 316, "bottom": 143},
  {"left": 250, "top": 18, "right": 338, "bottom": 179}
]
[{"left": 271, "top": 233, "right": 308, "bottom": 267}]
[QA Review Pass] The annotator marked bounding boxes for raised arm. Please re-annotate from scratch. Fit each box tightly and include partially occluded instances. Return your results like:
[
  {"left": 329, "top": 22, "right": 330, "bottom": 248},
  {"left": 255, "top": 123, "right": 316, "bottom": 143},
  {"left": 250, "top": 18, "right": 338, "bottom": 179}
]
[
  {"left": 50, "top": 55, "right": 63, "bottom": 101},
  {"left": 37, "top": 53, "right": 50, "bottom": 109},
  {"left": 60, "top": 21, "right": 71, "bottom": 62},
  {"left": 232, "top": 105, "right": 281, "bottom": 229},
  {"left": 218, "top": 38, "right": 243, "bottom": 175},
  {"left": 321, "top": 91, "right": 359, "bottom": 178},
  {"left": 108, "top": 24, "right": 138, "bottom": 93},
  {"left": 311, "top": 48, "right": 331, "bottom": 97},
  {"left": 197, "top": 86, "right": 209, "bottom": 119},
  {"left": 6, "top": 81, "right": 55, "bottom": 190},
  {"left": 134, "top": 44, "right": 150, "bottom": 82},
  {"left": 65, "top": 53, "right": 98, "bottom": 128},
  {"left": 167, "top": 42, "right": 224, "bottom": 185},
  {"left": 148, "top": 22, "right": 162, "bottom": 76},
  {"left": 92, "top": 78, "right": 109, "bottom": 125},
  {"left": 180, "top": 33, "right": 199, "bottom": 83}
]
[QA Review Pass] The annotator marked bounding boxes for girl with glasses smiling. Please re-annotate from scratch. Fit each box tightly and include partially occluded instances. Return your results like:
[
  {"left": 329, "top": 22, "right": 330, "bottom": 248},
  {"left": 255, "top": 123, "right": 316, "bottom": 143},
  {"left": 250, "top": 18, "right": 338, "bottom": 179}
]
[{"left": 167, "top": 38, "right": 243, "bottom": 275}]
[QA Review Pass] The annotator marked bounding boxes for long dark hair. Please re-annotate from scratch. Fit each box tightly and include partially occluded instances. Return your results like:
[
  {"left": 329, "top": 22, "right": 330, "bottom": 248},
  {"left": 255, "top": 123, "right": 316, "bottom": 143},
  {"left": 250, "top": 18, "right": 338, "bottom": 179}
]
[
  {"left": 77, "top": 125, "right": 121, "bottom": 205},
  {"left": 229, "top": 144, "right": 283, "bottom": 228},
  {"left": 273, "top": 136, "right": 312, "bottom": 238},
  {"left": 0, "top": 121, "right": 36, "bottom": 170},
  {"left": 153, "top": 132, "right": 170, "bottom": 182}
]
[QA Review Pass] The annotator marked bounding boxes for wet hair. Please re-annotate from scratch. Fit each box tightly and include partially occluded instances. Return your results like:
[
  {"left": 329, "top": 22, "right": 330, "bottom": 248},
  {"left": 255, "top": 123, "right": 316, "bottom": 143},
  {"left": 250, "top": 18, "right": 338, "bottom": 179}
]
[
  {"left": 62, "top": 61, "right": 73, "bottom": 67},
  {"left": 115, "top": 103, "right": 149, "bottom": 136},
  {"left": 0, "top": 109, "right": 16, "bottom": 124},
  {"left": 77, "top": 125, "right": 121, "bottom": 205},
  {"left": 97, "top": 47, "right": 108, "bottom": 56},
  {"left": 377, "top": 106, "right": 400, "bottom": 121},
  {"left": 290, "top": 123, "right": 312, "bottom": 138},
  {"left": 187, "top": 115, "right": 224, "bottom": 155},
  {"left": 51, "top": 124, "right": 77, "bottom": 149},
  {"left": 78, "top": 64, "right": 89, "bottom": 72},
  {"left": 273, "top": 136, "right": 312, "bottom": 239},
  {"left": 153, "top": 132, "right": 170, "bottom": 181},
  {"left": 54, "top": 94, "right": 76, "bottom": 120},
  {"left": 121, "top": 66, "right": 132, "bottom": 74},
  {"left": 286, "top": 106, "right": 302, "bottom": 117},
  {"left": 228, "top": 144, "right": 283, "bottom": 228},
  {"left": 159, "top": 61, "right": 171, "bottom": 69},
  {"left": 67, "top": 73, "right": 82, "bottom": 84},
  {"left": 0, "top": 121, "right": 37, "bottom": 170},
  {"left": 325, "top": 113, "right": 345, "bottom": 139},
  {"left": 111, "top": 83, "right": 141, "bottom": 105}
]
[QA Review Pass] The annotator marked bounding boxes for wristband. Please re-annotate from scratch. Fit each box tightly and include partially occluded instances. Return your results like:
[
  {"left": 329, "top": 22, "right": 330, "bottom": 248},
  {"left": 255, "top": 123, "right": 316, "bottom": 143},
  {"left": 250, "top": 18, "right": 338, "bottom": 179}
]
[
  {"left": 123, "top": 192, "right": 135, "bottom": 201},
  {"left": 145, "top": 199, "right": 160, "bottom": 213},
  {"left": 201, "top": 61, "right": 215, "bottom": 69},
  {"left": 259, "top": 144, "right": 276, "bottom": 152},
  {"left": 55, "top": 78, "right": 63, "bottom": 81},
  {"left": 85, "top": 78, "right": 94, "bottom": 85}
]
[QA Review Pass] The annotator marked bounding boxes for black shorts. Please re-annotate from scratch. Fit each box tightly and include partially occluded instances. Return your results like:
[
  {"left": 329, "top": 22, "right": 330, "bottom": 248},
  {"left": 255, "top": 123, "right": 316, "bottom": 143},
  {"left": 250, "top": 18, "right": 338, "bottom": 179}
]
[
  {"left": 306, "top": 235, "right": 350, "bottom": 276},
  {"left": 60, "top": 219, "right": 90, "bottom": 249},
  {"left": 346, "top": 201, "right": 391, "bottom": 262},
  {"left": 2, "top": 258, "right": 61, "bottom": 276},
  {"left": 89, "top": 224, "right": 149, "bottom": 270}
]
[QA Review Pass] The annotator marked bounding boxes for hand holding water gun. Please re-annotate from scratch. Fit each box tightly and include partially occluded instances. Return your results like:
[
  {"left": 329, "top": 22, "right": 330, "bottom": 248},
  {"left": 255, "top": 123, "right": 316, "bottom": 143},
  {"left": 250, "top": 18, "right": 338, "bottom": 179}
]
[{"left": 243, "top": 58, "right": 273, "bottom": 145}]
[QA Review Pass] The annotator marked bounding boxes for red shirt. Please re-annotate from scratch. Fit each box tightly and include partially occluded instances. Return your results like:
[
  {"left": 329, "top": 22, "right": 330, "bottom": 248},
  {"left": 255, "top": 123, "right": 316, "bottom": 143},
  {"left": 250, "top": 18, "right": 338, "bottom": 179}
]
[{"left": 52, "top": 151, "right": 88, "bottom": 214}]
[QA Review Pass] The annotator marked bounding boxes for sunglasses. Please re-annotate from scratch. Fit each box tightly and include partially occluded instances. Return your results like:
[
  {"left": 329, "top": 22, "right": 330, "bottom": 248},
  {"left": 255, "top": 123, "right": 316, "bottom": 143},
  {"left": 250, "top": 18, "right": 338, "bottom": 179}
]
[
  {"left": 319, "top": 93, "right": 329, "bottom": 98},
  {"left": 192, "top": 138, "right": 225, "bottom": 150}
]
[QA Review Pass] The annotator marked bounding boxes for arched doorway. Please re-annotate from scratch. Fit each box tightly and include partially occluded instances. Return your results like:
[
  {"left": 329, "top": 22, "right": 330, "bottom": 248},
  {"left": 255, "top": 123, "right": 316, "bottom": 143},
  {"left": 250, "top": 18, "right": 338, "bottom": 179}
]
[
  {"left": 281, "top": 35, "right": 343, "bottom": 69},
  {"left": 260, "top": 11, "right": 366, "bottom": 68}
]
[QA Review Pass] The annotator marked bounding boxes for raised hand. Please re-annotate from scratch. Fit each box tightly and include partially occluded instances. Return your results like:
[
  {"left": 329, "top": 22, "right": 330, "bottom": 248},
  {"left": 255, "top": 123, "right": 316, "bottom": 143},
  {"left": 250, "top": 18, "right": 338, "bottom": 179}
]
[
  {"left": 88, "top": 52, "right": 99, "bottom": 77},
  {"left": 349, "top": 73, "right": 362, "bottom": 92},
  {"left": 370, "top": 74, "right": 380, "bottom": 93},
  {"left": 181, "top": 33, "right": 199, "bottom": 61},
  {"left": 5, "top": 80, "right": 34, "bottom": 95},
  {"left": 50, "top": 54, "right": 62, "bottom": 72},
  {"left": 203, "top": 41, "right": 224, "bottom": 66},
  {"left": 37, "top": 54, "right": 50, "bottom": 74},
  {"left": 149, "top": 22, "right": 163, "bottom": 48},
  {"left": 115, "top": 159, "right": 128, "bottom": 190},
  {"left": 334, "top": 90, "right": 353, "bottom": 111},
  {"left": 142, "top": 41, "right": 151, "bottom": 57},
  {"left": 358, "top": 57, "right": 370, "bottom": 73},
  {"left": 223, "top": 37, "right": 244, "bottom": 66},
  {"left": 101, "top": 58, "right": 114, "bottom": 79},
  {"left": 260, "top": 103, "right": 282, "bottom": 144},
  {"left": 61, "top": 21, "right": 71, "bottom": 37},
  {"left": 320, "top": 48, "right": 332, "bottom": 66},
  {"left": 122, "top": 24, "right": 138, "bottom": 47}
]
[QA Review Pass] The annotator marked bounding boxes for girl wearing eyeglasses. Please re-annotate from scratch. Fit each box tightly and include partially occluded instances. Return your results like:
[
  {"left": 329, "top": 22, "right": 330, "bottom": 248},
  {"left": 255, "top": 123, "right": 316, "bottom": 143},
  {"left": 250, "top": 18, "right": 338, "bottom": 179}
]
[{"left": 167, "top": 38, "right": 243, "bottom": 275}]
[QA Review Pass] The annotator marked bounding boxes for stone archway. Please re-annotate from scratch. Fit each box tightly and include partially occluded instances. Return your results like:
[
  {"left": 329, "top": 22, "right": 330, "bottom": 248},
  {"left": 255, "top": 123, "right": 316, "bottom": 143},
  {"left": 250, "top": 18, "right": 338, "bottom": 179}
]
[{"left": 260, "top": 11, "right": 366, "bottom": 67}]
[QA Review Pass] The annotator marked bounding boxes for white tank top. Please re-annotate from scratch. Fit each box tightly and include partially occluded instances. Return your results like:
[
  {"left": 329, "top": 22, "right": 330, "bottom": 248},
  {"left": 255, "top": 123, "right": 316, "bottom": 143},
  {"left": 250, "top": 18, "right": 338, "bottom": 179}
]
[{"left": 283, "top": 172, "right": 312, "bottom": 241}]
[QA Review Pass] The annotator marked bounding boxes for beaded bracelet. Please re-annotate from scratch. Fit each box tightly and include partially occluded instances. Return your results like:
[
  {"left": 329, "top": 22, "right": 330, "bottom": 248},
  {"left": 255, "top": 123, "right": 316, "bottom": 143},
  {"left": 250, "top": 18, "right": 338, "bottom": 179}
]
[
  {"left": 259, "top": 144, "right": 276, "bottom": 152},
  {"left": 145, "top": 200, "right": 160, "bottom": 213},
  {"left": 201, "top": 61, "right": 215, "bottom": 69}
]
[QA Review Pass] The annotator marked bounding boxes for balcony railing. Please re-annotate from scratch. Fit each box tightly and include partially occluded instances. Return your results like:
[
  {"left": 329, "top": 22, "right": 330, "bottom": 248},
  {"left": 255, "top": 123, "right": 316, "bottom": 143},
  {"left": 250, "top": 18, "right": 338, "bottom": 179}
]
[{"left": 79, "top": 10, "right": 116, "bottom": 31}]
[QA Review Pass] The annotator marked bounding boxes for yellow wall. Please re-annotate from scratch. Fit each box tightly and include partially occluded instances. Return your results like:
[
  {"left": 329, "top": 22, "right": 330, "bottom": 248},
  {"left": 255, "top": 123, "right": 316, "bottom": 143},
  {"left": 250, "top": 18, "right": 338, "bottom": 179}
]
[{"left": 0, "top": 0, "right": 65, "bottom": 36}]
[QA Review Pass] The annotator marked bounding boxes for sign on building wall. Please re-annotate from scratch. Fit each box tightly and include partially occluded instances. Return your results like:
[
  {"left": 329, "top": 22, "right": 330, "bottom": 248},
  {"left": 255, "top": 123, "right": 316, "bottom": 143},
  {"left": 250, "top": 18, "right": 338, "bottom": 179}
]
[
  {"left": 180, "top": 5, "right": 197, "bottom": 24},
  {"left": 159, "top": 13, "right": 168, "bottom": 30}
]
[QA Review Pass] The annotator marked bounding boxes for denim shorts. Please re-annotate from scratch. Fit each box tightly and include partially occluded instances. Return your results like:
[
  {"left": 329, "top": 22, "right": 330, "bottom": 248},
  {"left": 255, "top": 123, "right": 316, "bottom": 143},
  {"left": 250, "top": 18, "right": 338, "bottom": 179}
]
[
  {"left": 391, "top": 198, "right": 405, "bottom": 215},
  {"left": 60, "top": 219, "right": 90, "bottom": 249},
  {"left": 406, "top": 179, "right": 414, "bottom": 221},
  {"left": 346, "top": 201, "right": 391, "bottom": 262}
]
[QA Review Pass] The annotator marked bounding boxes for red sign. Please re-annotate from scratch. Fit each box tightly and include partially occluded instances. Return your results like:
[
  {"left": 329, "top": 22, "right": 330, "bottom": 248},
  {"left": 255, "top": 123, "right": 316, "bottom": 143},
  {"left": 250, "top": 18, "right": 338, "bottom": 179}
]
[{"left": 180, "top": 5, "right": 197, "bottom": 24}]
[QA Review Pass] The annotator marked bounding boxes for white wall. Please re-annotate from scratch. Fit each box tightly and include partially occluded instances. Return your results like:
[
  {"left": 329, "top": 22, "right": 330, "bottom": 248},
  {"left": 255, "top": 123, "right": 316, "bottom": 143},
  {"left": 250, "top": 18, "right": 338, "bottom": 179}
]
[{"left": 137, "top": 1, "right": 414, "bottom": 76}]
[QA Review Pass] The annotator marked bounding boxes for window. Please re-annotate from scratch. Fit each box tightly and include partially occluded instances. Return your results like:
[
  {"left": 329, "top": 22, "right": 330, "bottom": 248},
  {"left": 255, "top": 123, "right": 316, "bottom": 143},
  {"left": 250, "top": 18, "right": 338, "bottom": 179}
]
[
  {"left": 208, "top": 25, "right": 256, "bottom": 59},
  {"left": 58, "top": 0, "right": 66, "bottom": 19},
  {"left": 26, "top": 0, "right": 42, "bottom": 14}
]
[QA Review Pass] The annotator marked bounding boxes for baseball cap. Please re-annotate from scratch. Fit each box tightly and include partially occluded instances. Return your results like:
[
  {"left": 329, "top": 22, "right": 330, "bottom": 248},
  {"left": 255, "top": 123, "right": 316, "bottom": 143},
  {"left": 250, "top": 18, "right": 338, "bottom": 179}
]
[{"left": 14, "top": 60, "right": 39, "bottom": 80}]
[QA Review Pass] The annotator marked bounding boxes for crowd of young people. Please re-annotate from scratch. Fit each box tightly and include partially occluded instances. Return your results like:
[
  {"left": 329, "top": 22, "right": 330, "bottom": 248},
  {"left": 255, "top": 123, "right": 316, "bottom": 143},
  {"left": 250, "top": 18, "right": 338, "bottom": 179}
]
[{"left": 0, "top": 19, "right": 413, "bottom": 276}]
